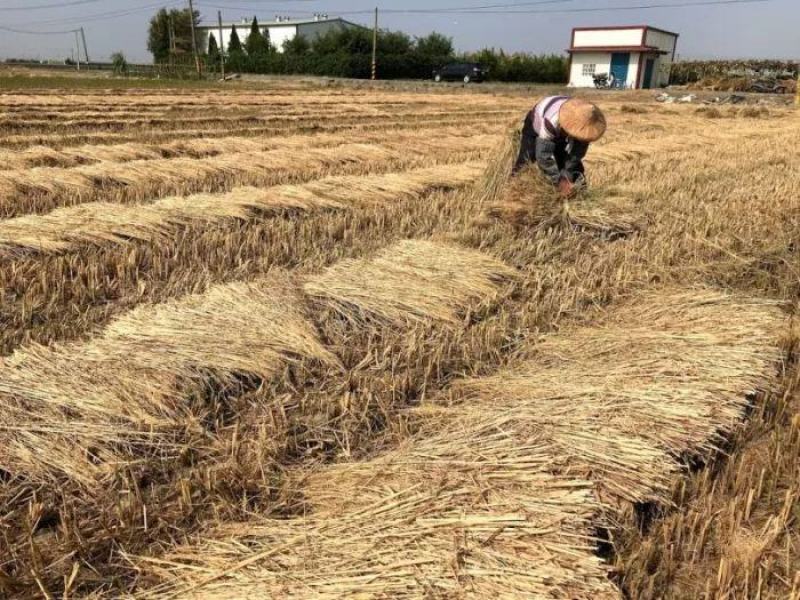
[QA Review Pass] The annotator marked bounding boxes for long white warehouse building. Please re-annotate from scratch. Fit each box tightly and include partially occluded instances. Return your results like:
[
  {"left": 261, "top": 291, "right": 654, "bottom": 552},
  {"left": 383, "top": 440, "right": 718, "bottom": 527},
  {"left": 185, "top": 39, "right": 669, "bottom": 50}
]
[{"left": 197, "top": 15, "right": 361, "bottom": 54}]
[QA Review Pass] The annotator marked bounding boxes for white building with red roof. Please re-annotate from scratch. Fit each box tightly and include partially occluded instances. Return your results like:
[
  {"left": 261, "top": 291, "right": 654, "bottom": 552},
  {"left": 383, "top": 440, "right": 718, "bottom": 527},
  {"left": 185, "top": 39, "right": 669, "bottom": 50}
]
[{"left": 567, "top": 25, "right": 679, "bottom": 89}]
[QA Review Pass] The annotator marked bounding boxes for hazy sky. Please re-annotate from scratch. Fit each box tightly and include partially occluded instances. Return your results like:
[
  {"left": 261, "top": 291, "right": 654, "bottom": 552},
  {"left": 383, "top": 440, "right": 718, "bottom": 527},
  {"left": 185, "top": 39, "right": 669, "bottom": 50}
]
[{"left": 0, "top": 0, "right": 796, "bottom": 63}]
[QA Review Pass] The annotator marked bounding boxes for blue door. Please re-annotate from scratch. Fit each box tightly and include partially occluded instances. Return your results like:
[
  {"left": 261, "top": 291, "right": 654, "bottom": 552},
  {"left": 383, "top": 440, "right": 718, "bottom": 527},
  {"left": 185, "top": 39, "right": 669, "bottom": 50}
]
[
  {"left": 610, "top": 52, "right": 630, "bottom": 87},
  {"left": 642, "top": 58, "right": 656, "bottom": 89}
]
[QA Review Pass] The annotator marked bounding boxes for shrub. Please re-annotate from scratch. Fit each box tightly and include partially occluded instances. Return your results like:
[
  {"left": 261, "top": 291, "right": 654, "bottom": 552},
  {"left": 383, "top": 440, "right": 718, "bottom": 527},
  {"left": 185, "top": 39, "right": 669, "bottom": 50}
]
[{"left": 111, "top": 51, "right": 129, "bottom": 76}]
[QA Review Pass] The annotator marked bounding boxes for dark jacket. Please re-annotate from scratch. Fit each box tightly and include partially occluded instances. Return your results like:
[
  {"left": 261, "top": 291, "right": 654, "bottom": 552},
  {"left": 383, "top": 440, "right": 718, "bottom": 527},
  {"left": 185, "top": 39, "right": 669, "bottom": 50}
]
[{"left": 512, "top": 111, "right": 589, "bottom": 184}]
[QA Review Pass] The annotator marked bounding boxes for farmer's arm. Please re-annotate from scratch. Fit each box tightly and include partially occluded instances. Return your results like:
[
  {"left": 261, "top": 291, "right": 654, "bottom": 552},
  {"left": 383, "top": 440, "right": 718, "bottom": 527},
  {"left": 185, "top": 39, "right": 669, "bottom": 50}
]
[
  {"left": 534, "top": 138, "right": 561, "bottom": 185},
  {"left": 562, "top": 140, "right": 589, "bottom": 183}
]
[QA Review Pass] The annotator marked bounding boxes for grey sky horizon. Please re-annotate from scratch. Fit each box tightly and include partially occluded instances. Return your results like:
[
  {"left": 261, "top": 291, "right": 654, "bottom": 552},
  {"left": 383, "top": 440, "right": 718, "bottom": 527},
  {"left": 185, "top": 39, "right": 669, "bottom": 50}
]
[{"left": 1, "top": 0, "right": 796, "bottom": 64}]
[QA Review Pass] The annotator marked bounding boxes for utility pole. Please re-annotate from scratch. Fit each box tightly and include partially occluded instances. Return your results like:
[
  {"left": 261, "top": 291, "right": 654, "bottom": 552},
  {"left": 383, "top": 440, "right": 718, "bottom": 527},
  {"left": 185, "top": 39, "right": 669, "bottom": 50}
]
[
  {"left": 371, "top": 7, "right": 378, "bottom": 81},
  {"left": 218, "top": 10, "right": 225, "bottom": 80},
  {"left": 187, "top": 0, "right": 202, "bottom": 78},
  {"left": 74, "top": 30, "right": 81, "bottom": 71},
  {"left": 795, "top": 72, "right": 799, "bottom": 107},
  {"left": 168, "top": 15, "right": 175, "bottom": 67},
  {"left": 80, "top": 26, "right": 89, "bottom": 63}
]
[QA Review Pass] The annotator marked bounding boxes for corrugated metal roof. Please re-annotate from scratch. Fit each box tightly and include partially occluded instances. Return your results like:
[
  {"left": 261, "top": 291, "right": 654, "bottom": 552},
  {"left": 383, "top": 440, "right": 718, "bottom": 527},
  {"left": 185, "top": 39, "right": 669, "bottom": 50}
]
[
  {"left": 567, "top": 46, "right": 668, "bottom": 54},
  {"left": 197, "top": 17, "right": 358, "bottom": 30}
]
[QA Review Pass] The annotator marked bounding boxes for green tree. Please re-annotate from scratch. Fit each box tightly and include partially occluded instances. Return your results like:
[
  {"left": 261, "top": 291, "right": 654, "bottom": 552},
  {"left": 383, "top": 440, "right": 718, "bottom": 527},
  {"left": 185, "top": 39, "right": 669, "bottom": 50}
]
[
  {"left": 147, "top": 8, "right": 171, "bottom": 62},
  {"left": 111, "top": 51, "right": 129, "bottom": 75},
  {"left": 262, "top": 27, "right": 273, "bottom": 54},
  {"left": 228, "top": 24, "right": 243, "bottom": 55},
  {"left": 313, "top": 27, "right": 371, "bottom": 56},
  {"left": 245, "top": 16, "right": 272, "bottom": 57},
  {"left": 147, "top": 8, "right": 198, "bottom": 63},
  {"left": 379, "top": 30, "right": 412, "bottom": 55},
  {"left": 416, "top": 32, "right": 453, "bottom": 58},
  {"left": 283, "top": 34, "right": 310, "bottom": 55},
  {"left": 226, "top": 24, "right": 246, "bottom": 70},
  {"left": 207, "top": 33, "right": 220, "bottom": 65}
]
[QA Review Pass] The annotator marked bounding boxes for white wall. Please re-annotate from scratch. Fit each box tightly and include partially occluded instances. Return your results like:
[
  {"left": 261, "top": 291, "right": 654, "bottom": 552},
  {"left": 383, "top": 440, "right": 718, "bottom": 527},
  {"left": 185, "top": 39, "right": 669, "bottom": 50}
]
[
  {"left": 569, "top": 51, "right": 611, "bottom": 87},
  {"left": 570, "top": 51, "right": 643, "bottom": 88},
  {"left": 203, "top": 24, "right": 298, "bottom": 54},
  {"left": 573, "top": 28, "right": 644, "bottom": 48},
  {"left": 266, "top": 25, "right": 297, "bottom": 51}
]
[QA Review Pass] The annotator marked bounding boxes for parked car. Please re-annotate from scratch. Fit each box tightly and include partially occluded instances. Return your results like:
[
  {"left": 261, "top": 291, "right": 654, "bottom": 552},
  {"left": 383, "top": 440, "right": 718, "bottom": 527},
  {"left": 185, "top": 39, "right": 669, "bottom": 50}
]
[{"left": 433, "top": 63, "right": 488, "bottom": 84}]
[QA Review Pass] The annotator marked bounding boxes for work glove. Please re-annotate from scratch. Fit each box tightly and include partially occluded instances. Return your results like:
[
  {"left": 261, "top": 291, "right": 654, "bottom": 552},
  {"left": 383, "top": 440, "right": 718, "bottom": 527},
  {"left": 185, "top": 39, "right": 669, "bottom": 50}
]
[{"left": 557, "top": 177, "right": 575, "bottom": 198}]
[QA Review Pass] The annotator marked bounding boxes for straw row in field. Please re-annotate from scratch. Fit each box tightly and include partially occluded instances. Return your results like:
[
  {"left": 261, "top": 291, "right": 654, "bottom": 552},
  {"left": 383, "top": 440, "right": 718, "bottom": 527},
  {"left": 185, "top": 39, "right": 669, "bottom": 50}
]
[
  {"left": 0, "top": 109, "right": 518, "bottom": 150},
  {"left": 0, "top": 118, "right": 506, "bottom": 171},
  {"left": 0, "top": 90, "right": 527, "bottom": 109},
  {"left": 0, "top": 107, "right": 518, "bottom": 134},
  {"left": 0, "top": 100, "right": 422, "bottom": 120},
  {"left": 0, "top": 107, "right": 515, "bottom": 136},
  {"left": 0, "top": 132, "right": 500, "bottom": 218},
  {"left": 0, "top": 163, "right": 485, "bottom": 255},
  {"left": 145, "top": 288, "right": 783, "bottom": 599},
  {"left": 0, "top": 97, "right": 416, "bottom": 113}
]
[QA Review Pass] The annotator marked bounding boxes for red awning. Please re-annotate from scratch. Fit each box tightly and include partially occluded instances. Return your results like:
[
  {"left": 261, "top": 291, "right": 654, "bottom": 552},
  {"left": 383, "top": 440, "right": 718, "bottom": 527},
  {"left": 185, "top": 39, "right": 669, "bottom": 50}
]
[{"left": 566, "top": 46, "right": 668, "bottom": 54}]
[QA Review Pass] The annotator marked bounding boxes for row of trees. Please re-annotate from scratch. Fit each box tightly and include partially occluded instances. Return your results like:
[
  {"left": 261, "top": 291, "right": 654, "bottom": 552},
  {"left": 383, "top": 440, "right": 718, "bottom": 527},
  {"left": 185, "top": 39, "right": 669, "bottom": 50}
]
[
  {"left": 146, "top": 8, "right": 568, "bottom": 83},
  {"left": 207, "top": 16, "right": 275, "bottom": 66}
]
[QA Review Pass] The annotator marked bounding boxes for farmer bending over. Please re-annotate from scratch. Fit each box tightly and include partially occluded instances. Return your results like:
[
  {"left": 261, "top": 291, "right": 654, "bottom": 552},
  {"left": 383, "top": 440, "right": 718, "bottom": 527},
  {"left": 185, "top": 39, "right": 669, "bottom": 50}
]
[{"left": 513, "top": 96, "right": 606, "bottom": 197}]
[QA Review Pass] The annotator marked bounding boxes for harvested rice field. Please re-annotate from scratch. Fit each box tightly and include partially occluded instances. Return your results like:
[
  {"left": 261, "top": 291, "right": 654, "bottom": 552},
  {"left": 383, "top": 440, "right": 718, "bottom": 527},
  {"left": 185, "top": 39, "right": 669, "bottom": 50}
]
[{"left": 0, "top": 76, "right": 798, "bottom": 599}]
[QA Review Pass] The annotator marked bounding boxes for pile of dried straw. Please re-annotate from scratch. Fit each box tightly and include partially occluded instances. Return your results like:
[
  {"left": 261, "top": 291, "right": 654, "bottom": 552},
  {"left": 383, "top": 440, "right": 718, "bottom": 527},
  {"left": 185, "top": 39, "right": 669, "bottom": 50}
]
[
  {"left": 305, "top": 239, "right": 518, "bottom": 325},
  {"left": 0, "top": 275, "right": 334, "bottom": 486}
]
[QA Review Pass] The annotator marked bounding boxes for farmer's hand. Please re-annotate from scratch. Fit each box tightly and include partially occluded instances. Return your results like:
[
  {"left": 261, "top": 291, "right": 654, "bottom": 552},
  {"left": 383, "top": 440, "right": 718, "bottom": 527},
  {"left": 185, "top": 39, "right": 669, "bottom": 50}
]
[{"left": 558, "top": 177, "right": 574, "bottom": 198}]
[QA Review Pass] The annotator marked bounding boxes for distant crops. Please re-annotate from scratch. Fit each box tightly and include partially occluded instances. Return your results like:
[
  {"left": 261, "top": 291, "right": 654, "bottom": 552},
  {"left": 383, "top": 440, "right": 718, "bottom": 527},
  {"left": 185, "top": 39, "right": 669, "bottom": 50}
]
[
  {"left": 0, "top": 81, "right": 797, "bottom": 600},
  {"left": 670, "top": 59, "right": 798, "bottom": 84}
]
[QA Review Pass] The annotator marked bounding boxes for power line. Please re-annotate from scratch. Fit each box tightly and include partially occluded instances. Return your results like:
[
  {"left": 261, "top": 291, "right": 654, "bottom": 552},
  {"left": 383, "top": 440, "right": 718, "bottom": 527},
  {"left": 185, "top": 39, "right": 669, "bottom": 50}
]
[
  {"left": 442, "top": 0, "right": 776, "bottom": 13},
  {"left": 0, "top": 0, "right": 107, "bottom": 11},
  {"left": 199, "top": 0, "right": 775, "bottom": 15},
  {"left": 0, "top": 25, "right": 80, "bottom": 35},
  {"left": 17, "top": 0, "right": 185, "bottom": 28},
  {"left": 208, "top": 0, "right": 564, "bottom": 7},
  {"left": 199, "top": 0, "right": 570, "bottom": 12}
]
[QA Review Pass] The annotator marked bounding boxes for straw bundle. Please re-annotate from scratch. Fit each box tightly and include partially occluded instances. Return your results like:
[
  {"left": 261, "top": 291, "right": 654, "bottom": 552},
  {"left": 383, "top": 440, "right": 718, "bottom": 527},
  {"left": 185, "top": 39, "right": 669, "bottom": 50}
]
[
  {"left": 139, "top": 287, "right": 782, "bottom": 599},
  {"left": 143, "top": 431, "right": 615, "bottom": 600},
  {"left": 485, "top": 164, "right": 566, "bottom": 227},
  {"left": 483, "top": 163, "right": 644, "bottom": 238},
  {"left": 0, "top": 163, "right": 484, "bottom": 254},
  {"left": 0, "top": 275, "right": 334, "bottom": 485},
  {"left": 469, "top": 118, "right": 522, "bottom": 208},
  {"left": 458, "top": 288, "right": 784, "bottom": 505},
  {"left": 304, "top": 239, "right": 518, "bottom": 325}
]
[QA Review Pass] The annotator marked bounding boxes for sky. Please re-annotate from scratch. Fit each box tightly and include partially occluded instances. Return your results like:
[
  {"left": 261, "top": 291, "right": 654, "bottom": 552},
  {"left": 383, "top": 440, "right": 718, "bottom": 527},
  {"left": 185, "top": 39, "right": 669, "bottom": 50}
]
[{"left": 0, "top": 0, "right": 797, "bottom": 64}]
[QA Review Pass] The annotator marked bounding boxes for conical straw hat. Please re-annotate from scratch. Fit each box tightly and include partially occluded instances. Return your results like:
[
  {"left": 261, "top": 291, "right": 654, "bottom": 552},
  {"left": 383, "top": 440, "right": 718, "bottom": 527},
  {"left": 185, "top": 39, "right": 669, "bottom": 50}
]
[{"left": 559, "top": 99, "right": 607, "bottom": 142}]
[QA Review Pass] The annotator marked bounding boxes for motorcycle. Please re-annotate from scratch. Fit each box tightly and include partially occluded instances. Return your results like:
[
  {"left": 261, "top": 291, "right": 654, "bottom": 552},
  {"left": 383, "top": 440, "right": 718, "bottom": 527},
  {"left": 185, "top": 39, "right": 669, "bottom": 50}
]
[{"left": 593, "top": 73, "right": 623, "bottom": 89}]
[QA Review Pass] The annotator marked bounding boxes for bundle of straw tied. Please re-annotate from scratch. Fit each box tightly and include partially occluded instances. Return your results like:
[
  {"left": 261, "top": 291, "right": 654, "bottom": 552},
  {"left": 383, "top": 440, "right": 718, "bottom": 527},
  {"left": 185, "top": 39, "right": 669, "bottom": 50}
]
[{"left": 476, "top": 127, "right": 642, "bottom": 238}]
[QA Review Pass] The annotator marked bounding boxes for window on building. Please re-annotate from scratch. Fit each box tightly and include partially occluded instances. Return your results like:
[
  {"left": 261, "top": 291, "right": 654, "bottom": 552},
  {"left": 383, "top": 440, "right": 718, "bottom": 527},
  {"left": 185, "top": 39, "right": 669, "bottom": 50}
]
[{"left": 582, "top": 63, "right": 596, "bottom": 76}]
